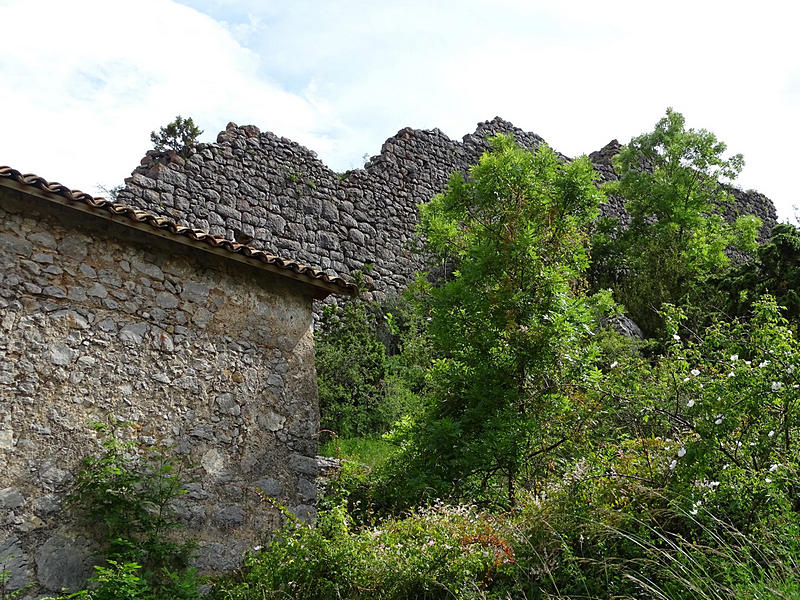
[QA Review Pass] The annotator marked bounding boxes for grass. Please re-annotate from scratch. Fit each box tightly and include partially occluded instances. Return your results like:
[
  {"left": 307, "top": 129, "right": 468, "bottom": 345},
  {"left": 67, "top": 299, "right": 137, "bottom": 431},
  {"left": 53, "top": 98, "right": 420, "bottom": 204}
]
[{"left": 318, "top": 435, "right": 397, "bottom": 470}]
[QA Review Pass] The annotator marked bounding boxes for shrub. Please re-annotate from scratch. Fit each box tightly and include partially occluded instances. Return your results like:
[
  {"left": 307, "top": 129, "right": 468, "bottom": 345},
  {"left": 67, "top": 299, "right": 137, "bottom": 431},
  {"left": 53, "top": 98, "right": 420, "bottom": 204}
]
[{"left": 54, "top": 421, "right": 199, "bottom": 600}]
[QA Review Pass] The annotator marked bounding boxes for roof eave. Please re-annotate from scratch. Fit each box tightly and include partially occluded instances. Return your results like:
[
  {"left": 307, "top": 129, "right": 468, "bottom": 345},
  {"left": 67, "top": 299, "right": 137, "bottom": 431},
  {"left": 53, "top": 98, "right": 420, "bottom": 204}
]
[{"left": 0, "top": 177, "right": 356, "bottom": 299}]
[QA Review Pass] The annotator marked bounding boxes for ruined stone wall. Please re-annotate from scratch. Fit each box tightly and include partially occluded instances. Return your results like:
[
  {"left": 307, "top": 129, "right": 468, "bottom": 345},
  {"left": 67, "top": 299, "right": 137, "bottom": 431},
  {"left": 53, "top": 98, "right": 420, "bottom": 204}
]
[
  {"left": 118, "top": 118, "right": 778, "bottom": 301},
  {"left": 0, "top": 187, "right": 321, "bottom": 596}
]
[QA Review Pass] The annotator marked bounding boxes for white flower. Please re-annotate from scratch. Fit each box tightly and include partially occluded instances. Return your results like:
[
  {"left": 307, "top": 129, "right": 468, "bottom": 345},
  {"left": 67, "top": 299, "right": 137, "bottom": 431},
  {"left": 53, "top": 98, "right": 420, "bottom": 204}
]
[
  {"left": 683, "top": 377, "right": 690, "bottom": 383},
  {"left": 772, "top": 382, "right": 783, "bottom": 392},
  {"left": 745, "top": 360, "right": 751, "bottom": 366},
  {"left": 610, "top": 361, "right": 619, "bottom": 369},
  {"left": 788, "top": 364, "right": 796, "bottom": 374},
  {"left": 768, "top": 430, "right": 775, "bottom": 437},
  {"left": 765, "top": 477, "right": 772, "bottom": 483},
  {"left": 728, "top": 372, "right": 736, "bottom": 378},
  {"left": 673, "top": 334, "right": 681, "bottom": 341},
  {"left": 709, "top": 481, "right": 720, "bottom": 489},
  {"left": 770, "top": 464, "right": 779, "bottom": 472},
  {"left": 730, "top": 354, "right": 739, "bottom": 362},
  {"left": 691, "top": 369, "right": 700, "bottom": 376},
  {"left": 669, "top": 460, "right": 677, "bottom": 470},
  {"left": 677, "top": 447, "right": 686, "bottom": 457},
  {"left": 690, "top": 508, "right": 698, "bottom": 515},
  {"left": 715, "top": 415, "right": 724, "bottom": 425},
  {"left": 687, "top": 399, "right": 696, "bottom": 408},
  {"left": 759, "top": 360, "right": 770, "bottom": 368}
]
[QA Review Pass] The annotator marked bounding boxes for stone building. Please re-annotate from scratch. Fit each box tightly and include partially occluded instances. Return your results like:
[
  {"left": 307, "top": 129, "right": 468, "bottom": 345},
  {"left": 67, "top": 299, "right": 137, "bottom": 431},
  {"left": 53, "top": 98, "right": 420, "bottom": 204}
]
[{"left": 0, "top": 166, "right": 355, "bottom": 596}]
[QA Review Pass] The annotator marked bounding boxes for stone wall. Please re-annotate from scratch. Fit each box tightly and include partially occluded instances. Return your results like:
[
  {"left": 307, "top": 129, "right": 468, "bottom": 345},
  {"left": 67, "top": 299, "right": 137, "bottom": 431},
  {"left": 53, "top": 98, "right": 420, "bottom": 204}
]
[
  {"left": 118, "top": 118, "right": 778, "bottom": 301},
  {"left": 0, "top": 187, "right": 322, "bottom": 596}
]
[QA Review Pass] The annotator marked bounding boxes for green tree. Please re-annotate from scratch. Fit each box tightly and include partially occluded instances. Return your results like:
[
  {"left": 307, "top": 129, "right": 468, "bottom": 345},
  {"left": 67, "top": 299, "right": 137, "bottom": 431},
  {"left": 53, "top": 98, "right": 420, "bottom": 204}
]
[
  {"left": 712, "top": 222, "right": 800, "bottom": 322},
  {"left": 386, "top": 135, "right": 606, "bottom": 507},
  {"left": 150, "top": 116, "right": 203, "bottom": 157},
  {"left": 592, "top": 108, "right": 760, "bottom": 337},
  {"left": 316, "top": 293, "right": 387, "bottom": 438}
]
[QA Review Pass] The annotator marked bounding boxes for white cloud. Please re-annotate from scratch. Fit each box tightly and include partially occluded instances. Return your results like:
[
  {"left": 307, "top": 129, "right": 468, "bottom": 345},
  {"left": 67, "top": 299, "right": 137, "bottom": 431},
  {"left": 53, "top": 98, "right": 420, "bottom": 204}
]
[{"left": 0, "top": 0, "right": 341, "bottom": 193}]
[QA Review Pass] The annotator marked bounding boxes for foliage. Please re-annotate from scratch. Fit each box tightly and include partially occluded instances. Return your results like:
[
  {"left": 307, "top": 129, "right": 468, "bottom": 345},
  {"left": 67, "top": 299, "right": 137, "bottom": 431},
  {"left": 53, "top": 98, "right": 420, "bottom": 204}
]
[
  {"left": 213, "top": 500, "right": 518, "bottom": 600},
  {"left": 711, "top": 222, "right": 800, "bottom": 322},
  {"left": 592, "top": 108, "right": 760, "bottom": 337},
  {"left": 149, "top": 116, "right": 203, "bottom": 157},
  {"left": 379, "top": 134, "right": 606, "bottom": 508},
  {"left": 316, "top": 293, "right": 389, "bottom": 438},
  {"left": 58, "top": 421, "right": 199, "bottom": 600},
  {"left": 316, "top": 279, "right": 428, "bottom": 439},
  {"left": 583, "top": 298, "right": 800, "bottom": 527}
]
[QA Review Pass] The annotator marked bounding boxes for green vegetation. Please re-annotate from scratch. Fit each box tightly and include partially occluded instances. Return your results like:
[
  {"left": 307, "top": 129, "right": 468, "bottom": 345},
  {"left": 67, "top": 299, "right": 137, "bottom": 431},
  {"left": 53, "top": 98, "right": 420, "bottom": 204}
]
[
  {"left": 380, "top": 135, "right": 606, "bottom": 508},
  {"left": 591, "top": 108, "right": 761, "bottom": 337},
  {"left": 48, "top": 422, "right": 199, "bottom": 600},
  {"left": 290, "top": 114, "right": 800, "bottom": 599},
  {"left": 150, "top": 116, "right": 203, "bottom": 157},
  {"left": 712, "top": 222, "right": 800, "bottom": 322}
]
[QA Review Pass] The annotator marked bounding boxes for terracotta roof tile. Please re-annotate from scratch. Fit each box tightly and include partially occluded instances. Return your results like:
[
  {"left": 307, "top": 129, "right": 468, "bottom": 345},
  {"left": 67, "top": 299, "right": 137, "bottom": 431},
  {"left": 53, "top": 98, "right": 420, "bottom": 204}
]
[{"left": 0, "top": 166, "right": 357, "bottom": 296}]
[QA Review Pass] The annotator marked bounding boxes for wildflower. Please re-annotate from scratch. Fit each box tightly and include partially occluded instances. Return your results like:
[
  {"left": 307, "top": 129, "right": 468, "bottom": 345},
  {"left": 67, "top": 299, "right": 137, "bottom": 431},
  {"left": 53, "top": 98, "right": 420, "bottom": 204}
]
[
  {"left": 709, "top": 481, "right": 720, "bottom": 489},
  {"left": 759, "top": 360, "right": 770, "bottom": 368},
  {"left": 730, "top": 354, "right": 739, "bottom": 362},
  {"left": 770, "top": 464, "right": 779, "bottom": 472},
  {"left": 683, "top": 377, "right": 690, "bottom": 382},
  {"left": 690, "top": 508, "right": 698, "bottom": 515},
  {"left": 788, "top": 364, "right": 796, "bottom": 374},
  {"left": 610, "top": 361, "right": 619, "bottom": 369},
  {"left": 768, "top": 430, "right": 775, "bottom": 437},
  {"left": 673, "top": 334, "right": 681, "bottom": 341},
  {"left": 765, "top": 478, "right": 772, "bottom": 483},
  {"left": 669, "top": 460, "right": 677, "bottom": 470},
  {"left": 687, "top": 399, "right": 695, "bottom": 408},
  {"left": 677, "top": 447, "right": 686, "bottom": 457},
  {"left": 728, "top": 372, "right": 736, "bottom": 378},
  {"left": 691, "top": 368, "right": 700, "bottom": 376},
  {"left": 427, "top": 539, "right": 435, "bottom": 546},
  {"left": 715, "top": 415, "right": 724, "bottom": 425},
  {"left": 745, "top": 360, "right": 751, "bottom": 366},
  {"left": 772, "top": 382, "right": 783, "bottom": 392}
]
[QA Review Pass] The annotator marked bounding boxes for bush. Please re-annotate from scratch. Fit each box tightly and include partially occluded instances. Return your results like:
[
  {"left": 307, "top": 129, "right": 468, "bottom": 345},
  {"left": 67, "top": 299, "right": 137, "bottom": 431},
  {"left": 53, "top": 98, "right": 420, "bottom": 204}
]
[
  {"left": 214, "top": 500, "right": 518, "bottom": 600},
  {"left": 52, "top": 421, "right": 199, "bottom": 600},
  {"left": 316, "top": 296, "right": 388, "bottom": 438}
]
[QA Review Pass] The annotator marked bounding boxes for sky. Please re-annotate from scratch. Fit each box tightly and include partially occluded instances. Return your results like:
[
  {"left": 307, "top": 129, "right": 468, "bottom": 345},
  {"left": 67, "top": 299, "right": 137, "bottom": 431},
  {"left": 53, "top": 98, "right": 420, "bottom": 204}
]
[{"left": 1, "top": 0, "right": 798, "bottom": 221}]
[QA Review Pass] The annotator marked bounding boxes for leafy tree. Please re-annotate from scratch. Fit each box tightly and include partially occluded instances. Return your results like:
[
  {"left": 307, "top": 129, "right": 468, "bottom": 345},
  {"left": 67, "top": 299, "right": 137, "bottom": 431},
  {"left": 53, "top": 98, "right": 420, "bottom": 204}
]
[
  {"left": 385, "top": 135, "right": 606, "bottom": 507},
  {"left": 150, "top": 116, "right": 203, "bottom": 157},
  {"left": 712, "top": 222, "right": 800, "bottom": 322},
  {"left": 316, "top": 293, "right": 388, "bottom": 438},
  {"left": 592, "top": 108, "right": 760, "bottom": 337}
]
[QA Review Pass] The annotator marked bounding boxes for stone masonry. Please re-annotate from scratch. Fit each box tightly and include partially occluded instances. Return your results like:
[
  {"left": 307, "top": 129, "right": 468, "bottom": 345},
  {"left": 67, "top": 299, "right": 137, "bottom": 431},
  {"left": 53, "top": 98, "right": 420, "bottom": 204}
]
[
  {"left": 0, "top": 179, "right": 349, "bottom": 597},
  {"left": 119, "top": 118, "right": 778, "bottom": 302}
]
